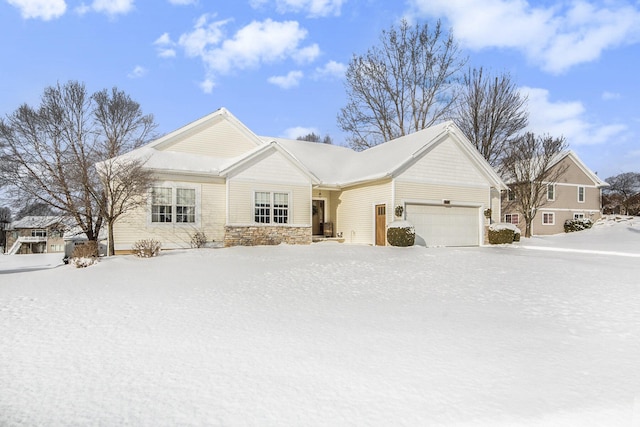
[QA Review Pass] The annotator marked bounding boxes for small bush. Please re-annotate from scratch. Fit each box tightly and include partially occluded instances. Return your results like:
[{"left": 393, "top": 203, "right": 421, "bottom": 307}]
[
  {"left": 387, "top": 221, "right": 415, "bottom": 247},
  {"left": 488, "top": 223, "right": 521, "bottom": 244},
  {"left": 564, "top": 218, "right": 593, "bottom": 233},
  {"left": 132, "top": 239, "right": 161, "bottom": 258},
  {"left": 190, "top": 231, "right": 208, "bottom": 248},
  {"left": 69, "top": 241, "right": 99, "bottom": 268}
]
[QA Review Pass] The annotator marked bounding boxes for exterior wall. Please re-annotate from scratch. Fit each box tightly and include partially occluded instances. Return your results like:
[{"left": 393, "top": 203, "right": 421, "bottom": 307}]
[
  {"left": 113, "top": 176, "right": 227, "bottom": 253},
  {"left": 335, "top": 180, "right": 393, "bottom": 245},
  {"left": 6, "top": 225, "right": 66, "bottom": 254},
  {"left": 502, "top": 157, "right": 604, "bottom": 236},
  {"left": 227, "top": 180, "right": 310, "bottom": 225},
  {"left": 162, "top": 118, "right": 258, "bottom": 158},
  {"left": 224, "top": 225, "right": 311, "bottom": 246}
]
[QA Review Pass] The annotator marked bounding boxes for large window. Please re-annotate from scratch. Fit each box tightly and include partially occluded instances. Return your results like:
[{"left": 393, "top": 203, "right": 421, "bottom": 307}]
[
  {"left": 176, "top": 188, "right": 196, "bottom": 223},
  {"left": 542, "top": 212, "right": 555, "bottom": 225},
  {"left": 547, "top": 184, "right": 555, "bottom": 201},
  {"left": 504, "top": 213, "right": 519, "bottom": 224},
  {"left": 151, "top": 187, "right": 173, "bottom": 223},
  {"left": 578, "top": 186, "right": 585, "bottom": 203},
  {"left": 254, "top": 191, "right": 289, "bottom": 224},
  {"left": 32, "top": 229, "right": 46, "bottom": 237},
  {"left": 151, "top": 186, "right": 197, "bottom": 224}
]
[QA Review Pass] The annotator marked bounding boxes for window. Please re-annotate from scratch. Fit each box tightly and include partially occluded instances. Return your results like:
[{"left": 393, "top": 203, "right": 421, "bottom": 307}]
[
  {"left": 547, "top": 184, "right": 555, "bottom": 201},
  {"left": 542, "top": 212, "right": 555, "bottom": 225},
  {"left": 578, "top": 186, "right": 585, "bottom": 203},
  {"left": 508, "top": 190, "right": 516, "bottom": 201},
  {"left": 176, "top": 188, "right": 196, "bottom": 223},
  {"left": 273, "top": 193, "right": 289, "bottom": 224},
  {"left": 151, "top": 185, "right": 197, "bottom": 224},
  {"left": 32, "top": 229, "right": 46, "bottom": 237},
  {"left": 254, "top": 191, "right": 289, "bottom": 224},
  {"left": 152, "top": 187, "right": 173, "bottom": 223},
  {"left": 573, "top": 213, "right": 585, "bottom": 220},
  {"left": 504, "top": 213, "right": 519, "bottom": 224}
]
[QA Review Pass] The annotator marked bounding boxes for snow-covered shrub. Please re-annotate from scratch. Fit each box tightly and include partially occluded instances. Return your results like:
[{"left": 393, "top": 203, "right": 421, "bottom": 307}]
[
  {"left": 70, "top": 257, "right": 98, "bottom": 268},
  {"left": 564, "top": 218, "right": 593, "bottom": 233},
  {"left": 132, "top": 239, "right": 161, "bottom": 257},
  {"left": 488, "top": 223, "right": 521, "bottom": 244},
  {"left": 190, "top": 231, "right": 208, "bottom": 248},
  {"left": 69, "top": 241, "right": 99, "bottom": 268},
  {"left": 386, "top": 220, "right": 415, "bottom": 247}
]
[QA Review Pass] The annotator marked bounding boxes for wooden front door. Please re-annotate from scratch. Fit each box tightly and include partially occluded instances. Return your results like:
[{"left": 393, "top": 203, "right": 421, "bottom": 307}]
[{"left": 375, "top": 204, "right": 386, "bottom": 246}]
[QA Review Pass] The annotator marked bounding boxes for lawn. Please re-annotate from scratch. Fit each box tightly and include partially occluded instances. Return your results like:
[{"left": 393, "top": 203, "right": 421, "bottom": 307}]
[{"left": 1, "top": 217, "right": 639, "bottom": 426}]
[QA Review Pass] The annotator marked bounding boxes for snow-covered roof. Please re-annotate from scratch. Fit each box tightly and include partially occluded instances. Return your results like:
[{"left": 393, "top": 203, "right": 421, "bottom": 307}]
[
  {"left": 9, "top": 216, "right": 69, "bottom": 230},
  {"left": 102, "top": 110, "right": 506, "bottom": 190}
]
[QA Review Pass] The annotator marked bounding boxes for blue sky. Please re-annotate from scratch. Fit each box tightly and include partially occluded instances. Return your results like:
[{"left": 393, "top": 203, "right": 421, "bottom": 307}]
[{"left": 1, "top": 0, "right": 639, "bottom": 179}]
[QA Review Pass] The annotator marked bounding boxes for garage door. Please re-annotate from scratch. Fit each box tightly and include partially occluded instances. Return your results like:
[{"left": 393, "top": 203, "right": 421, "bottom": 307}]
[{"left": 405, "top": 204, "right": 480, "bottom": 247}]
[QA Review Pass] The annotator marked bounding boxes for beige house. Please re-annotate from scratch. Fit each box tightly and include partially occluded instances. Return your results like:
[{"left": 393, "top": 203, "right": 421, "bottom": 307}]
[
  {"left": 501, "top": 151, "right": 608, "bottom": 235},
  {"left": 5, "top": 216, "right": 68, "bottom": 254},
  {"left": 107, "top": 108, "right": 506, "bottom": 253}
]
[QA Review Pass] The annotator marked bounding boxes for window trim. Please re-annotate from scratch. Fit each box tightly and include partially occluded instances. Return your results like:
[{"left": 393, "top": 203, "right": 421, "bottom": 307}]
[
  {"left": 542, "top": 212, "right": 555, "bottom": 225},
  {"left": 547, "top": 184, "right": 555, "bottom": 201},
  {"left": 577, "top": 186, "right": 585, "bottom": 203},
  {"left": 253, "top": 190, "right": 291, "bottom": 225},
  {"left": 504, "top": 213, "right": 519, "bottom": 224},
  {"left": 148, "top": 183, "right": 200, "bottom": 226}
]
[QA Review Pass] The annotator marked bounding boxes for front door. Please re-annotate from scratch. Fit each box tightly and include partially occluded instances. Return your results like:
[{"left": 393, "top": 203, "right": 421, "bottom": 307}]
[
  {"left": 375, "top": 204, "right": 386, "bottom": 246},
  {"left": 312, "top": 200, "right": 325, "bottom": 235}
]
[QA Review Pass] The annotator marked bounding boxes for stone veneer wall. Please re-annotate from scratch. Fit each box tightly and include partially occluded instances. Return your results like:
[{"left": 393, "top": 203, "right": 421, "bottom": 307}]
[{"left": 224, "top": 225, "right": 312, "bottom": 247}]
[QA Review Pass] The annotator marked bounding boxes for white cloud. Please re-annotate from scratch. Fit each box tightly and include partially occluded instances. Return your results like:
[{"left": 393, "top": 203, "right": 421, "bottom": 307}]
[
  {"left": 602, "top": 91, "right": 621, "bottom": 101},
  {"left": 154, "top": 33, "right": 177, "bottom": 58},
  {"left": 174, "top": 16, "right": 317, "bottom": 92},
  {"left": 75, "top": 0, "right": 134, "bottom": 16},
  {"left": 90, "top": 0, "right": 134, "bottom": 16},
  {"left": 313, "top": 60, "right": 346, "bottom": 79},
  {"left": 199, "top": 78, "right": 215, "bottom": 94},
  {"left": 127, "top": 65, "right": 147, "bottom": 79},
  {"left": 251, "top": 0, "right": 345, "bottom": 17},
  {"left": 268, "top": 70, "right": 304, "bottom": 89},
  {"left": 7, "top": 0, "right": 67, "bottom": 20},
  {"left": 283, "top": 126, "right": 319, "bottom": 139},
  {"left": 521, "top": 86, "right": 627, "bottom": 145},
  {"left": 408, "top": 0, "right": 640, "bottom": 74},
  {"left": 168, "top": 0, "right": 196, "bottom": 4}
]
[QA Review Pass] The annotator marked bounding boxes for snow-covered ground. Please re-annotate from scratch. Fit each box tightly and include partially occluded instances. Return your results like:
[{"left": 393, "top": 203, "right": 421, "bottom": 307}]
[{"left": 1, "top": 216, "right": 639, "bottom": 426}]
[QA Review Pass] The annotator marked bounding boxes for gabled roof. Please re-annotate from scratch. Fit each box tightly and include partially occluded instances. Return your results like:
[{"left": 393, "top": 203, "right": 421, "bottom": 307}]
[
  {"left": 146, "top": 107, "right": 264, "bottom": 150},
  {"left": 103, "top": 109, "right": 507, "bottom": 190},
  {"left": 550, "top": 151, "right": 609, "bottom": 188}
]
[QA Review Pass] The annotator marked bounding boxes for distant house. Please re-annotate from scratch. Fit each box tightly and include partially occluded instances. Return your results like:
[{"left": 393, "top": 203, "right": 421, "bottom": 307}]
[
  {"left": 103, "top": 108, "right": 506, "bottom": 252},
  {"left": 5, "top": 216, "right": 69, "bottom": 254},
  {"left": 501, "top": 151, "right": 608, "bottom": 235}
]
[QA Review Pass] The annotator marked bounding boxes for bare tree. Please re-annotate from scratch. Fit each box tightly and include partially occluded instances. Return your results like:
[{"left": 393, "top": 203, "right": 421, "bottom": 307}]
[
  {"left": 338, "top": 19, "right": 466, "bottom": 150},
  {"left": 455, "top": 67, "right": 528, "bottom": 167},
  {"left": 501, "top": 133, "right": 568, "bottom": 237},
  {"left": 296, "top": 132, "right": 333, "bottom": 144},
  {"left": 604, "top": 172, "right": 640, "bottom": 215},
  {"left": 0, "top": 81, "right": 156, "bottom": 255},
  {"left": 92, "top": 88, "right": 156, "bottom": 256}
]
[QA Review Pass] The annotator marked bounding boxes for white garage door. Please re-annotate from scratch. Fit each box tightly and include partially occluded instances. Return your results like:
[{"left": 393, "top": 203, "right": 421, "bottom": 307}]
[{"left": 406, "top": 204, "right": 480, "bottom": 247}]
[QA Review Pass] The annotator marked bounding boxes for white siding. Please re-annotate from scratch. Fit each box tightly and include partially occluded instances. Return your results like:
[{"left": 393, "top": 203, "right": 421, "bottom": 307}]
[
  {"left": 228, "top": 180, "right": 311, "bottom": 225},
  {"left": 335, "top": 180, "right": 393, "bottom": 245},
  {"left": 399, "top": 138, "right": 486, "bottom": 185},
  {"left": 230, "top": 150, "right": 310, "bottom": 185},
  {"left": 163, "top": 118, "right": 258, "bottom": 158},
  {"left": 113, "top": 180, "right": 226, "bottom": 251}
]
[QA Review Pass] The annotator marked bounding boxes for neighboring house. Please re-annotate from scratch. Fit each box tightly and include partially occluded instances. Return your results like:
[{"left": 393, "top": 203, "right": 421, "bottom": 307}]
[
  {"left": 501, "top": 151, "right": 608, "bottom": 235},
  {"left": 5, "top": 216, "right": 69, "bottom": 254},
  {"left": 105, "top": 108, "right": 506, "bottom": 253}
]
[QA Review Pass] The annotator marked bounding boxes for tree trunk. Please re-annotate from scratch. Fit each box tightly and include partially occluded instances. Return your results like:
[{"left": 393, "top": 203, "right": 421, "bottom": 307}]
[{"left": 108, "top": 221, "right": 115, "bottom": 256}]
